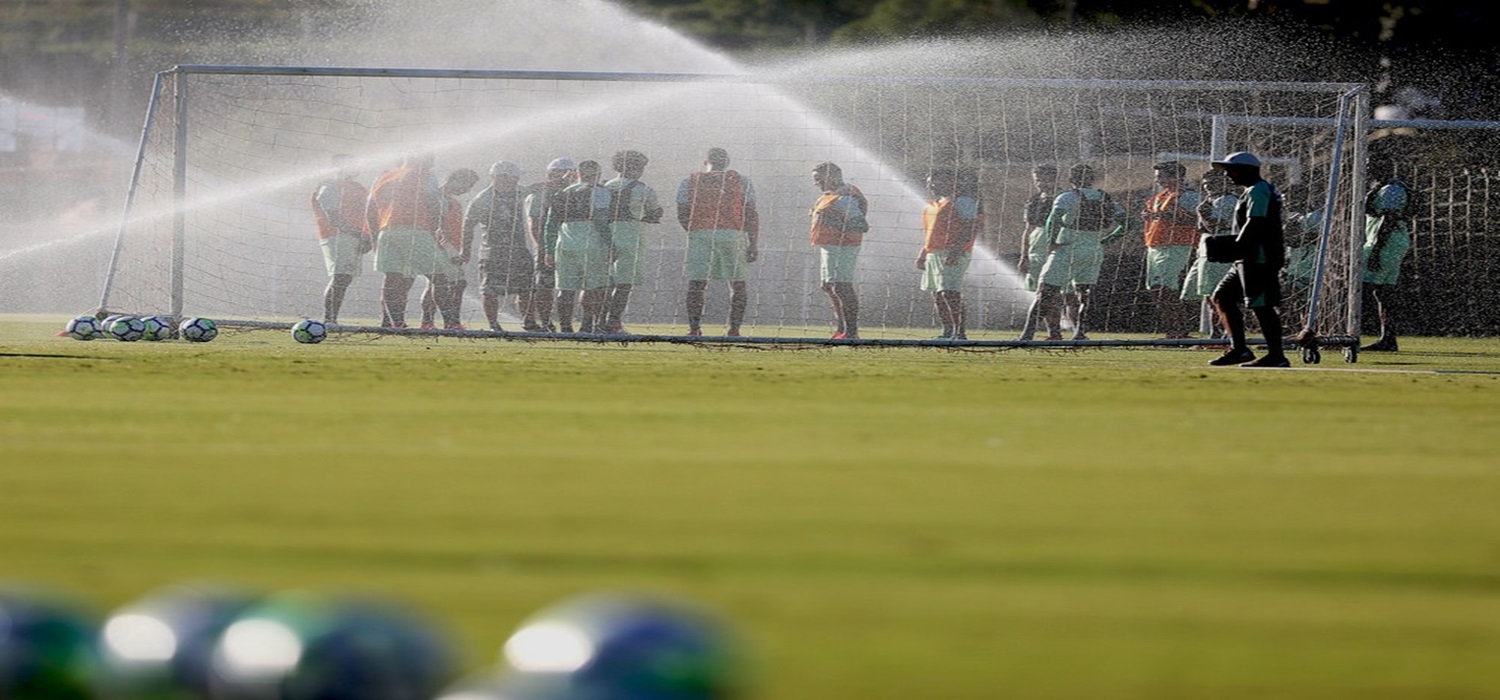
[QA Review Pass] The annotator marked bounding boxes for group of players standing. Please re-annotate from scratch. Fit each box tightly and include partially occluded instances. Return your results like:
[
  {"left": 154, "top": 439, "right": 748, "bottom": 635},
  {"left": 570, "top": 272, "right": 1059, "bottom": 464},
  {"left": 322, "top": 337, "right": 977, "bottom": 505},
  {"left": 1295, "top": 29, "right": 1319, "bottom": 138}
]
[
  {"left": 310, "top": 147, "right": 764, "bottom": 335},
  {"left": 311, "top": 144, "right": 1413, "bottom": 354}
]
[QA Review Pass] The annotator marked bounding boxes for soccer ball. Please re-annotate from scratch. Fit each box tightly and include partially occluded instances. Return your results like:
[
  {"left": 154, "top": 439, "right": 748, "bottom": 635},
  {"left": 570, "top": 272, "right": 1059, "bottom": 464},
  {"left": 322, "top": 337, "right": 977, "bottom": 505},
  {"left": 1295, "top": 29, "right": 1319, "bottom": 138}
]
[
  {"left": 209, "top": 592, "right": 457, "bottom": 700},
  {"left": 141, "top": 315, "right": 175, "bottom": 341},
  {"left": 499, "top": 592, "right": 747, "bottom": 700},
  {"left": 291, "top": 318, "right": 328, "bottom": 344},
  {"left": 64, "top": 315, "right": 101, "bottom": 340},
  {"left": 178, "top": 317, "right": 218, "bottom": 343},
  {"left": 106, "top": 315, "right": 147, "bottom": 342},
  {"left": 0, "top": 587, "right": 102, "bottom": 700},
  {"left": 99, "top": 583, "right": 262, "bottom": 700}
]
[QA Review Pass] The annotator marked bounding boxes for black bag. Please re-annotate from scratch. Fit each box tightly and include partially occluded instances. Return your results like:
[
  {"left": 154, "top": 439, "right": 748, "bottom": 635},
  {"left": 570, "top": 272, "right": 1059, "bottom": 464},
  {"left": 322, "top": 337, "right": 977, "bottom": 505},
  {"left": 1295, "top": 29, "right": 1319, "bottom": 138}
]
[{"left": 1204, "top": 234, "right": 1240, "bottom": 263}]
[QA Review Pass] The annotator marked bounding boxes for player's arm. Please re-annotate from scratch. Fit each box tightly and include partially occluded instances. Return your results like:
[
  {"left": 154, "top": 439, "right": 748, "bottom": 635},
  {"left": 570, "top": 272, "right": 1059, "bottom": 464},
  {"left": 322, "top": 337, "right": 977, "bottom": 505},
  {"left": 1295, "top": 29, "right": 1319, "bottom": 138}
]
[{"left": 1100, "top": 197, "right": 1126, "bottom": 244}]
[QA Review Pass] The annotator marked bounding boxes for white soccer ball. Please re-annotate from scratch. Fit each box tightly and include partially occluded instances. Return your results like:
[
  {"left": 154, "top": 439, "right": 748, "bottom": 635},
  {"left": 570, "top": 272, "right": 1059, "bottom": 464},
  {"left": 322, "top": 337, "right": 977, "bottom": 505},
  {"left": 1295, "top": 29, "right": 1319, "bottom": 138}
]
[
  {"left": 141, "top": 315, "right": 175, "bottom": 341},
  {"left": 178, "top": 317, "right": 218, "bottom": 343},
  {"left": 290, "top": 319, "right": 328, "bottom": 344},
  {"left": 105, "top": 315, "right": 146, "bottom": 342},
  {"left": 64, "top": 315, "right": 100, "bottom": 341}
]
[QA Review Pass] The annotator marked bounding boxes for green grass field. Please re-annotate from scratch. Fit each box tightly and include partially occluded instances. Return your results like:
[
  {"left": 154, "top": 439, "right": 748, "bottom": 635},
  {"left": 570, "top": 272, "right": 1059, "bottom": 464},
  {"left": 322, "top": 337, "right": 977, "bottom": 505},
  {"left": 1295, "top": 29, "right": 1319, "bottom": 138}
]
[{"left": 3, "top": 315, "right": 1499, "bottom": 700}]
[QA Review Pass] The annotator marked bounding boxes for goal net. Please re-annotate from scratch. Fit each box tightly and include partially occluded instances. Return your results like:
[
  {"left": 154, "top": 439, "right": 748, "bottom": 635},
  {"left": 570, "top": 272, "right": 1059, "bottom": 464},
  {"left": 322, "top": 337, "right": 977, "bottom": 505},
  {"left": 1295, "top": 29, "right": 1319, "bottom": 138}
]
[{"left": 102, "top": 66, "right": 1369, "bottom": 348}]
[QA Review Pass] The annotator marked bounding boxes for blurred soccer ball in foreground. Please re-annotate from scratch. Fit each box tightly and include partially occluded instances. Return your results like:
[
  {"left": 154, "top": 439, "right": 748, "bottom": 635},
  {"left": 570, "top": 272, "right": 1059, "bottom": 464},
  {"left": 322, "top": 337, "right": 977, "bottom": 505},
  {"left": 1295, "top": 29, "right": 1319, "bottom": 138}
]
[
  {"left": 0, "top": 587, "right": 101, "bottom": 700},
  {"left": 493, "top": 592, "right": 747, "bottom": 700},
  {"left": 290, "top": 319, "right": 327, "bottom": 344},
  {"left": 208, "top": 591, "right": 457, "bottom": 700},
  {"left": 64, "top": 315, "right": 100, "bottom": 340},
  {"left": 178, "top": 318, "right": 218, "bottom": 343},
  {"left": 99, "top": 583, "right": 261, "bottom": 700}
]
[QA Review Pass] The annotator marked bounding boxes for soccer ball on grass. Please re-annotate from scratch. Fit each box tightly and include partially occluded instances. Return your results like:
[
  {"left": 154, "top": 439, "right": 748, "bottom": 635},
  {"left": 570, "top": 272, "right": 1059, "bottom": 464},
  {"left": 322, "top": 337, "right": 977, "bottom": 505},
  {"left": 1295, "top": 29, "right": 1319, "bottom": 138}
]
[
  {"left": 141, "top": 315, "right": 176, "bottom": 341},
  {"left": 64, "top": 315, "right": 101, "bottom": 340},
  {"left": 291, "top": 319, "right": 328, "bottom": 344},
  {"left": 105, "top": 316, "right": 147, "bottom": 342},
  {"left": 178, "top": 317, "right": 218, "bottom": 343}
]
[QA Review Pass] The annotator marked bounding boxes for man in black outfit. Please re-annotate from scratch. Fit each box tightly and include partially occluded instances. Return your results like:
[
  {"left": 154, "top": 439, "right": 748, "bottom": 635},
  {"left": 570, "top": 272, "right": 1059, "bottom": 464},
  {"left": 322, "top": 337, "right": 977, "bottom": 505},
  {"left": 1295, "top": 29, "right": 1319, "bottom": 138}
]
[{"left": 1207, "top": 151, "right": 1290, "bottom": 368}]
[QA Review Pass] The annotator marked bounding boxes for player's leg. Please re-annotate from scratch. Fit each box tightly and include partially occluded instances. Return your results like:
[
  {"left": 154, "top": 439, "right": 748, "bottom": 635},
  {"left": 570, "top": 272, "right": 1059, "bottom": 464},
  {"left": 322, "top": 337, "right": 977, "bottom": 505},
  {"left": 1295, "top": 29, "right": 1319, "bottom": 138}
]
[
  {"left": 1072, "top": 284, "right": 1093, "bottom": 340},
  {"left": 605, "top": 284, "right": 632, "bottom": 333},
  {"left": 1362, "top": 284, "right": 1399, "bottom": 351},
  {"left": 555, "top": 289, "right": 578, "bottom": 334},
  {"left": 1208, "top": 267, "right": 1255, "bottom": 365},
  {"left": 944, "top": 290, "right": 967, "bottom": 340},
  {"left": 834, "top": 282, "right": 859, "bottom": 339},
  {"left": 727, "top": 281, "right": 748, "bottom": 336},
  {"left": 419, "top": 276, "right": 439, "bottom": 329},
  {"left": 442, "top": 277, "right": 466, "bottom": 329},
  {"left": 324, "top": 273, "right": 353, "bottom": 324},
  {"left": 821, "top": 281, "right": 844, "bottom": 336},
  {"left": 381, "top": 273, "right": 414, "bottom": 328}
]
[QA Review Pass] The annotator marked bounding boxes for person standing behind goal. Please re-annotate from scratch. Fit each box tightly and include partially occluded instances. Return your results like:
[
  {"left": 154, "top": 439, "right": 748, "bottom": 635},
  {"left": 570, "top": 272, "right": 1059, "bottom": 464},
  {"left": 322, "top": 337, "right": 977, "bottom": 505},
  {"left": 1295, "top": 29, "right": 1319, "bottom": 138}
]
[
  {"left": 1019, "top": 163, "right": 1123, "bottom": 341},
  {"left": 917, "top": 167, "right": 983, "bottom": 341},
  {"left": 366, "top": 151, "right": 443, "bottom": 329},
  {"left": 465, "top": 160, "right": 535, "bottom": 333},
  {"left": 1360, "top": 150, "right": 1418, "bottom": 352},
  {"left": 547, "top": 160, "right": 615, "bottom": 334},
  {"left": 310, "top": 154, "right": 371, "bottom": 324},
  {"left": 1182, "top": 168, "right": 1238, "bottom": 339},
  {"left": 524, "top": 157, "right": 576, "bottom": 332},
  {"left": 419, "top": 167, "right": 480, "bottom": 330},
  {"left": 809, "top": 161, "right": 869, "bottom": 340},
  {"left": 677, "top": 147, "right": 760, "bottom": 337},
  {"left": 603, "top": 150, "right": 664, "bottom": 334},
  {"left": 1139, "top": 161, "right": 1202, "bottom": 338}
]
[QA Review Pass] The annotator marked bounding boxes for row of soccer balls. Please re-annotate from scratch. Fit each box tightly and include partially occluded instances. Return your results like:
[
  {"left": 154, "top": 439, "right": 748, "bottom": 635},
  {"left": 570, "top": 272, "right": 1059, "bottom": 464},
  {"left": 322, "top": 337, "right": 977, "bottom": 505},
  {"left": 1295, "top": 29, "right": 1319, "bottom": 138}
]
[
  {"left": 0, "top": 583, "right": 743, "bottom": 700},
  {"left": 64, "top": 315, "right": 329, "bottom": 344}
]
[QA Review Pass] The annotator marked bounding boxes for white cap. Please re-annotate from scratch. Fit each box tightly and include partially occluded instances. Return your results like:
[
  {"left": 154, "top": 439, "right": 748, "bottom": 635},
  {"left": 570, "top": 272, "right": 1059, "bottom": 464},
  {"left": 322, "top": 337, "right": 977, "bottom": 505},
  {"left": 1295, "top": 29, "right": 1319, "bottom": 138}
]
[
  {"left": 489, "top": 160, "right": 522, "bottom": 178},
  {"left": 546, "top": 157, "right": 576, "bottom": 172},
  {"left": 1212, "top": 151, "right": 1262, "bottom": 169}
]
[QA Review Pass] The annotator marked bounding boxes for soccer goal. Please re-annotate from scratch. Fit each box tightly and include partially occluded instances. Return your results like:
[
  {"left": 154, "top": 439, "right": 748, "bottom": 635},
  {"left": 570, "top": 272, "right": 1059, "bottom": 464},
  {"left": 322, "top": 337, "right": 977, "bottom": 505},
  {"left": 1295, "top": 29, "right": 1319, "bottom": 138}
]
[{"left": 101, "top": 65, "right": 1370, "bottom": 354}]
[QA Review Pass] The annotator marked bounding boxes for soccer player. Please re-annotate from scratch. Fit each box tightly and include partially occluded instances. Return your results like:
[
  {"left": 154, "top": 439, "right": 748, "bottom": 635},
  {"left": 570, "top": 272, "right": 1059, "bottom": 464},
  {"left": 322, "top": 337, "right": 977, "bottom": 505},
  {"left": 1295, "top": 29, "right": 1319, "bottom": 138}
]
[
  {"left": 1182, "top": 168, "right": 1239, "bottom": 339},
  {"left": 524, "top": 157, "right": 576, "bottom": 332},
  {"left": 917, "top": 167, "right": 983, "bottom": 340},
  {"left": 546, "top": 160, "right": 614, "bottom": 334},
  {"left": 809, "top": 162, "right": 869, "bottom": 339},
  {"left": 1361, "top": 152, "right": 1417, "bottom": 352},
  {"left": 309, "top": 154, "right": 371, "bottom": 324},
  {"left": 677, "top": 147, "right": 760, "bottom": 337},
  {"left": 1018, "top": 164, "right": 1080, "bottom": 328},
  {"left": 1019, "top": 163, "right": 1123, "bottom": 341},
  {"left": 603, "top": 150, "right": 665, "bottom": 334},
  {"left": 465, "top": 161, "right": 535, "bottom": 333},
  {"left": 1207, "top": 151, "right": 1290, "bottom": 368},
  {"left": 366, "top": 151, "right": 443, "bottom": 328},
  {"left": 1140, "top": 161, "right": 1202, "bottom": 337},
  {"left": 419, "top": 167, "right": 480, "bottom": 329}
]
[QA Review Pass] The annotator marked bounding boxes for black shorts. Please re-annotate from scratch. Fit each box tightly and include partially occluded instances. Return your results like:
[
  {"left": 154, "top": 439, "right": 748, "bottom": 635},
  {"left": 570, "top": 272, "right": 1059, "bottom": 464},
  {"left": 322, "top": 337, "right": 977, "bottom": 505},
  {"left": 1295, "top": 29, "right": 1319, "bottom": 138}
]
[{"left": 1213, "top": 262, "right": 1282, "bottom": 308}]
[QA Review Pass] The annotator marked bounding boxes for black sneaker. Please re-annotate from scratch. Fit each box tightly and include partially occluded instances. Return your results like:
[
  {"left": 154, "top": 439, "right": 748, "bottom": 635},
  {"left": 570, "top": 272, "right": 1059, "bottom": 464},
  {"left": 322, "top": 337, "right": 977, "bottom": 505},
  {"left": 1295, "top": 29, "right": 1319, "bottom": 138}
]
[
  {"left": 1360, "top": 337, "right": 1398, "bottom": 352},
  {"left": 1241, "top": 354, "right": 1291, "bottom": 368},
  {"left": 1208, "top": 348, "right": 1256, "bottom": 366}
]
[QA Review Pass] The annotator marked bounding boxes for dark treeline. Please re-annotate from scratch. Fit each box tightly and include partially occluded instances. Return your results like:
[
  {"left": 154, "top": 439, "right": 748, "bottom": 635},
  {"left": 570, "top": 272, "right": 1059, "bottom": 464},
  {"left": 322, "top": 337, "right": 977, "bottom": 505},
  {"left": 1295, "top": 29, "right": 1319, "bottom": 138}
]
[{"left": 3, "top": 1, "right": 1500, "bottom": 138}]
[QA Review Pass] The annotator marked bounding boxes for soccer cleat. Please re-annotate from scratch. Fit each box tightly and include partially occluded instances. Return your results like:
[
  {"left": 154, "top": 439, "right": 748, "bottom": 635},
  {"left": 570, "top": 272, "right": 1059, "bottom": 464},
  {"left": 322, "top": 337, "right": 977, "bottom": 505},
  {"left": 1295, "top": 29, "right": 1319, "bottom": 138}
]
[
  {"left": 444, "top": 323, "right": 466, "bottom": 330},
  {"left": 489, "top": 324, "right": 505, "bottom": 332},
  {"left": 951, "top": 331, "right": 968, "bottom": 340},
  {"left": 1360, "top": 336, "right": 1399, "bottom": 352},
  {"left": 521, "top": 321, "right": 543, "bottom": 332},
  {"left": 1045, "top": 333, "right": 1064, "bottom": 341},
  {"left": 725, "top": 328, "right": 742, "bottom": 337},
  {"left": 604, "top": 322, "right": 626, "bottom": 334},
  {"left": 1207, "top": 348, "right": 1257, "bottom": 366},
  {"left": 419, "top": 322, "right": 436, "bottom": 330},
  {"left": 687, "top": 326, "right": 702, "bottom": 337},
  {"left": 1240, "top": 354, "right": 1291, "bottom": 368},
  {"left": 831, "top": 331, "right": 847, "bottom": 340},
  {"left": 1071, "top": 333, "right": 1089, "bottom": 341}
]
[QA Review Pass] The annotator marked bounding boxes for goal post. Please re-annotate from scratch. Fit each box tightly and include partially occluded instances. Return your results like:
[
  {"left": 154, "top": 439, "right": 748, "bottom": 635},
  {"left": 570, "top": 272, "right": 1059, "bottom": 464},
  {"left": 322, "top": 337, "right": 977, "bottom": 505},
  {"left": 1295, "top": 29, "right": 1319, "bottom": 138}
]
[{"left": 102, "top": 65, "right": 1369, "bottom": 350}]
